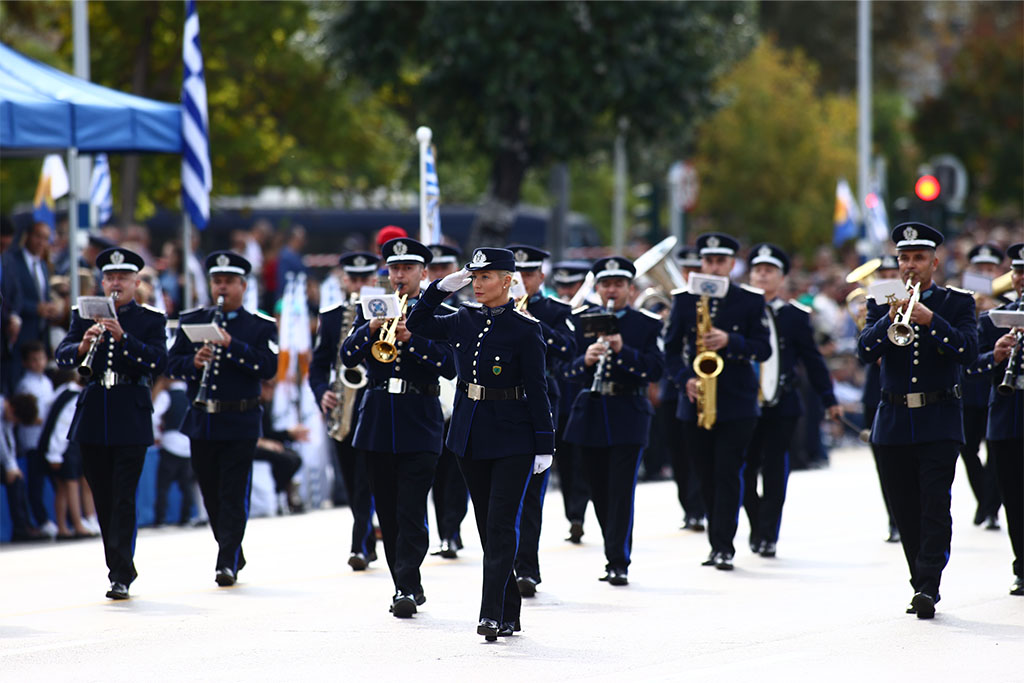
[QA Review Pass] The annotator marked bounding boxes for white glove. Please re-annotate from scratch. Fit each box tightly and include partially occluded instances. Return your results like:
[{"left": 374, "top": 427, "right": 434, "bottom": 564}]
[
  {"left": 438, "top": 268, "right": 472, "bottom": 293},
  {"left": 533, "top": 454, "right": 553, "bottom": 474}
]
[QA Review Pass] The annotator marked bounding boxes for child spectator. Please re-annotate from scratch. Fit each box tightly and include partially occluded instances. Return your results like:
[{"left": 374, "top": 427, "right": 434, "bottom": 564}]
[
  {"left": 2, "top": 394, "right": 46, "bottom": 541},
  {"left": 151, "top": 377, "right": 194, "bottom": 526},
  {"left": 14, "top": 341, "right": 55, "bottom": 537}
]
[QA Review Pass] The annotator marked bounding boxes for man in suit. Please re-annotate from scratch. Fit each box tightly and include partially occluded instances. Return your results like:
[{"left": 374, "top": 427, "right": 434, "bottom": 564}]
[
  {"left": 858, "top": 222, "right": 978, "bottom": 619},
  {"left": 6, "top": 221, "right": 60, "bottom": 365}
]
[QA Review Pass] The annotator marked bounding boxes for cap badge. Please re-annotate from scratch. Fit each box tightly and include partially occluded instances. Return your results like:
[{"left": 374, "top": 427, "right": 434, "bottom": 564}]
[
  {"left": 978, "top": 246, "right": 990, "bottom": 257},
  {"left": 515, "top": 249, "right": 530, "bottom": 263},
  {"left": 393, "top": 241, "right": 408, "bottom": 256},
  {"left": 353, "top": 255, "right": 367, "bottom": 267},
  {"left": 606, "top": 259, "right": 620, "bottom": 271},
  {"left": 110, "top": 250, "right": 125, "bottom": 265},
  {"left": 903, "top": 226, "right": 918, "bottom": 241},
  {"left": 217, "top": 254, "right": 230, "bottom": 268},
  {"left": 555, "top": 270, "right": 568, "bottom": 279},
  {"left": 706, "top": 236, "right": 720, "bottom": 249},
  {"left": 758, "top": 245, "right": 772, "bottom": 258},
  {"left": 431, "top": 247, "right": 443, "bottom": 258},
  {"left": 472, "top": 250, "right": 487, "bottom": 265}
]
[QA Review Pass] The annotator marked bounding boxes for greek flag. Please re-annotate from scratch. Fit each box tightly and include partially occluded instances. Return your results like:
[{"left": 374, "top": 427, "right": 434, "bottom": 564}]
[
  {"left": 90, "top": 153, "right": 113, "bottom": 225},
  {"left": 424, "top": 144, "right": 441, "bottom": 244},
  {"left": 181, "top": 0, "right": 211, "bottom": 229}
]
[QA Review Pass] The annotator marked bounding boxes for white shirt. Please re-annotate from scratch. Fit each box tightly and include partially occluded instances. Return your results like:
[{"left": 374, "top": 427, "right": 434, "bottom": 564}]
[
  {"left": 45, "top": 383, "right": 81, "bottom": 464},
  {"left": 153, "top": 383, "right": 191, "bottom": 457},
  {"left": 15, "top": 371, "right": 54, "bottom": 451},
  {"left": 22, "top": 249, "right": 47, "bottom": 296}
]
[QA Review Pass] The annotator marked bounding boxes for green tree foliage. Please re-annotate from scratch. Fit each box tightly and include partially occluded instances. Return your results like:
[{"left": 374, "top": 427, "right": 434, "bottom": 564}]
[
  {"left": 0, "top": 0, "right": 410, "bottom": 221},
  {"left": 692, "top": 39, "right": 857, "bottom": 255},
  {"left": 327, "top": 0, "right": 755, "bottom": 247},
  {"left": 913, "top": 5, "right": 1023, "bottom": 215}
]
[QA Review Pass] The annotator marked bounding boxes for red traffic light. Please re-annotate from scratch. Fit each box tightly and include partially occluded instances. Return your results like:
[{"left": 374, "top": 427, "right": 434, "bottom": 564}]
[{"left": 915, "top": 175, "right": 941, "bottom": 202}]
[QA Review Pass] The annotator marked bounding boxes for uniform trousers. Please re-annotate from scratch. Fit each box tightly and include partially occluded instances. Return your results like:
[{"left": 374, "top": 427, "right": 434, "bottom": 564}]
[
  {"left": 332, "top": 437, "right": 377, "bottom": 557},
  {"left": 554, "top": 411, "right": 590, "bottom": 525},
  {"left": 961, "top": 406, "right": 1000, "bottom": 520},
  {"left": 865, "top": 399, "right": 898, "bottom": 529},
  {"left": 432, "top": 442, "right": 468, "bottom": 544},
  {"left": 686, "top": 418, "right": 758, "bottom": 557},
  {"left": 459, "top": 451, "right": 534, "bottom": 623},
  {"left": 989, "top": 438, "right": 1023, "bottom": 577},
  {"left": 80, "top": 443, "right": 147, "bottom": 585},
  {"left": 155, "top": 450, "right": 195, "bottom": 525},
  {"left": 514, "top": 468, "right": 550, "bottom": 582},
  {"left": 191, "top": 438, "right": 257, "bottom": 573},
  {"left": 581, "top": 444, "right": 644, "bottom": 572},
  {"left": 366, "top": 449, "right": 438, "bottom": 596},
  {"left": 663, "top": 400, "right": 704, "bottom": 521},
  {"left": 875, "top": 441, "right": 959, "bottom": 598},
  {"left": 742, "top": 412, "right": 799, "bottom": 544}
]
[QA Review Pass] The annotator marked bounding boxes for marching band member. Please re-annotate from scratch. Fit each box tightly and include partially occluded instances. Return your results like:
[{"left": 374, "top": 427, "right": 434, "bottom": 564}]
[
  {"left": 966, "top": 242, "right": 1023, "bottom": 596},
  {"left": 340, "top": 237, "right": 455, "bottom": 618},
  {"left": 743, "top": 243, "right": 841, "bottom": 557},
  {"left": 663, "top": 233, "right": 771, "bottom": 571},
  {"left": 55, "top": 247, "right": 167, "bottom": 600},
  {"left": 563, "top": 256, "right": 665, "bottom": 586},
  {"left": 309, "top": 251, "right": 380, "bottom": 570},
  {"left": 858, "top": 223, "right": 977, "bottom": 619},
  {"left": 425, "top": 243, "right": 471, "bottom": 558},
  {"left": 406, "top": 247, "right": 554, "bottom": 641},
  {"left": 506, "top": 245, "right": 577, "bottom": 598},
  {"left": 550, "top": 260, "right": 595, "bottom": 544},
  {"left": 167, "top": 251, "right": 278, "bottom": 587}
]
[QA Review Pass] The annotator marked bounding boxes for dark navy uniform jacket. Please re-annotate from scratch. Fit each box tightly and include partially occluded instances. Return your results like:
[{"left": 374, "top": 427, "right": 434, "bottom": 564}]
[
  {"left": 55, "top": 301, "right": 167, "bottom": 446},
  {"left": 966, "top": 301, "right": 1023, "bottom": 441},
  {"left": 765, "top": 298, "right": 836, "bottom": 417},
  {"left": 524, "top": 293, "right": 577, "bottom": 424},
  {"left": 166, "top": 306, "right": 278, "bottom": 441},
  {"left": 309, "top": 301, "right": 356, "bottom": 407},
  {"left": 556, "top": 301, "right": 601, "bottom": 420},
  {"left": 664, "top": 284, "right": 772, "bottom": 423},
  {"left": 407, "top": 281, "right": 554, "bottom": 459},
  {"left": 563, "top": 306, "right": 665, "bottom": 447},
  {"left": 340, "top": 294, "right": 456, "bottom": 454},
  {"left": 858, "top": 283, "right": 977, "bottom": 445}
]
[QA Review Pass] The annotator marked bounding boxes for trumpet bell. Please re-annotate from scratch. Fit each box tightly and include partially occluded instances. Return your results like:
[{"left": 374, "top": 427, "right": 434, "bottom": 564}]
[
  {"left": 694, "top": 350, "right": 724, "bottom": 378},
  {"left": 887, "top": 322, "right": 915, "bottom": 346},
  {"left": 846, "top": 258, "right": 882, "bottom": 286},
  {"left": 370, "top": 340, "right": 398, "bottom": 363}
]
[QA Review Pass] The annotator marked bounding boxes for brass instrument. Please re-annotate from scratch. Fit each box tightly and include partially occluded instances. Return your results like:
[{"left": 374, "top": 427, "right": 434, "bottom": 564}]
[
  {"left": 78, "top": 292, "right": 119, "bottom": 378},
  {"left": 887, "top": 281, "right": 920, "bottom": 347},
  {"left": 694, "top": 295, "right": 724, "bottom": 430},
  {"left": 997, "top": 329, "right": 1023, "bottom": 397},
  {"left": 370, "top": 293, "right": 408, "bottom": 363},
  {"left": 327, "top": 292, "right": 368, "bottom": 441},
  {"left": 193, "top": 296, "right": 225, "bottom": 409},
  {"left": 992, "top": 270, "right": 1015, "bottom": 299},
  {"left": 845, "top": 258, "right": 881, "bottom": 331}
]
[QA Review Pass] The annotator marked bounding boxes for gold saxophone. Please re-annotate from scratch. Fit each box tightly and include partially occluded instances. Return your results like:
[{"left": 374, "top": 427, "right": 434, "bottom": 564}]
[
  {"left": 694, "top": 295, "right": 724, "bottom": 430},
  {"left": 327, "top": 292, "right": 367, "bottom": 442}
]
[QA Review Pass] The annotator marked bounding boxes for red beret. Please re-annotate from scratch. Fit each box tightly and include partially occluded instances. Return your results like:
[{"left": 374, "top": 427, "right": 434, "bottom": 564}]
[{"left": 376, "top": 225, "right": 408, "bottom": 247}]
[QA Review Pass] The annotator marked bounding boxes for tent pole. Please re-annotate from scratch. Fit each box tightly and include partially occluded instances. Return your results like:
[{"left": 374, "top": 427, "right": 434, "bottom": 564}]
[
  {"left": 69, "top": 147, "right": 81, "bottom": 303},
  {"left": 183, "top": 213, "right": 193, "bottom": 310}
]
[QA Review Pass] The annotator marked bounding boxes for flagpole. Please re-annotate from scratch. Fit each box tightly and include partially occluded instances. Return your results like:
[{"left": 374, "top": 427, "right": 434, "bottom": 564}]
[
  {"left": 183, "top": 213, "right": 193, "bottom": 309},
  {"left": 416, "top": 126, "right": 432, "bottom": 244},
  {"left": 68, "top": 147, "right": 81, "bottom": 302}
]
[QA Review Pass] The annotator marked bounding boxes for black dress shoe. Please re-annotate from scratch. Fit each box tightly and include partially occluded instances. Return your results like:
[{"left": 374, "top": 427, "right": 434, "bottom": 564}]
[
  {"left": 886, "top": 525, "right": 901, "bottom": 543},
  {"left": 985, "top": 515, "right": 1000, "bottom": 531},
  {"left": 910, "top": 592, "right": 935, "bottom": 619},
  {"left": 715, "top": 554, "right": 735, "bottom": 571},
  {"left": 760, "top": 541, "right": 777, "bottom": 558},
  {"left": 414, "top": 591, "right": 427, "bottom": 606},
  {"left": 215, "top": 567, "right": 236, "bottom": 587},
  {"left": 701, "top": 552, "right": 719, "bottom": 567},
  {"left": 683, "top": 517, "right": 705, "bottom": 532},
  {"left": 105, "top": 582, "right": 130, "bottom": 600},
  {"left": 348, "top": 552, "right": 369, "bottom": 571},
  {"left": 567, "top": 521, "right": 584, "bottom": 544},
  {"left": 478, "top": 618, "right": 500, "bottom": 641},
  {"left": 440, "top": 539, "right": 458, "bottom": 559},
  {"left": 608, "top": 568, "right": 628, "bottom": 586},
  {"left": 973, "top": 506, "right": 985, "bottom": 526},
  {"left": 905, "top": 601, "right": 916, "bottom": 615},
  {"left": 517, "top": 576, "right": 539, "bottom": 597},
  {"left": 391, "top": 593, "right": 417, "bottom": 618},
  {"left": 1010, "top": 576, "right": 1024, "bottom": 596},
  {"left": 750, "top": 537, "right": 763, "bottom": 554},
  {"left": 497, "top": 618, "right": 522, "bottom": 636}
]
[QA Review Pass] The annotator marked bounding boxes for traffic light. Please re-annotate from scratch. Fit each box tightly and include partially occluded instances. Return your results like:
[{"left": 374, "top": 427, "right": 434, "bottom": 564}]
[{"left": 915, "top": 175, "right": 941, "bottom": 202}]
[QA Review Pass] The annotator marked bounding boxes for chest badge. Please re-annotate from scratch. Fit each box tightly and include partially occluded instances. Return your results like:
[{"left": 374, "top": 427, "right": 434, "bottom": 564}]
[{"left": 492, "top": 365, "right": 502, "bottom": 375}]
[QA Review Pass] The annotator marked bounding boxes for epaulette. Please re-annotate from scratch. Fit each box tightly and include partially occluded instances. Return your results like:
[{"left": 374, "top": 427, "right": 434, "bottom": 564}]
[
  {"left": 670, "top": 286, "right": 688, "bottom": 296},
  {"left": 254, "top": 310, "right": 277, "bottom": 323},
  {"left": 319, "top": 302, "right": 344, "bottom": 314},
  {"left": 572, "top": 305, "right": 590, "bottom": 315},
  {"left": 514, "top": 309, "right": 539, "bottom": 323},
  {"left": 141, "top": 303, "right": 165, "bottom": 315},
  {"left": 547, "top": 297, "right": 572, "bottom": 307},
  {"left": 179, "top": 306, "right": 204, "bottom": 317},
  {"left": 439, "top": 302, "right": 459, "bottom": 313},
  {"left": 947, "top": 285, "right": 974, "bottom": 297},
  {"left": 789, "top": 299, "right": 813, "bottom": 314},
  {"left": 740, "top": 283, "right": 765, "bottom": 295},
  {"left": 461, "top": 301, "right": 483, "bottom": 309},
  {"left": 640, "top": 309, "right": 662, "bottom": 321}
]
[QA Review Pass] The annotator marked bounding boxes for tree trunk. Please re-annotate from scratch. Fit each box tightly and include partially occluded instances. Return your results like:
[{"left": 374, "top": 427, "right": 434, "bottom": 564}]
[
  {"left": 119, "top": 4, "right": 157, "bottom": 226},
  {"left": 468, "top": 143, "right": 530, "bottom": 251}
]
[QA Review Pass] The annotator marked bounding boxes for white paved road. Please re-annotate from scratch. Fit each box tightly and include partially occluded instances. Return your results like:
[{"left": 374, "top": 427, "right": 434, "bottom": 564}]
[{"left": 1, "top": 444, "right": 1021, "bottom": 682}]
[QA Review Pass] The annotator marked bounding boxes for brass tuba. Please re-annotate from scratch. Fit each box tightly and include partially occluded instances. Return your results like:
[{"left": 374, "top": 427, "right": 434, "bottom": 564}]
[
  {"left": 370, "top": 293, "right": 408, "bottom": 363},
  {"left": 694, "top": 295, "right": 724, "bottom": 430},
  {"left": 845, "top": 258, "right": 881, "bottom": 331},
  {"left": 327, "top": 292, "right": 368, "bottom": 441}
]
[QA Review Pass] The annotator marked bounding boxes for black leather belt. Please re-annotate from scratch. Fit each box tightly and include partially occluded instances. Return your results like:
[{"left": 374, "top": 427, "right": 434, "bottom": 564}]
[
  {"left": 199, "top": 397, "right": 260, "bottom": 414},
  {"left": 881, "top": 385, "right": 961, "bottom": 409},
  {"left": 90, "top": 371, "right": 153, "bottom": 390},
  {"left": 369, "top": 379, "right": 440, "bottom": 396},
  {"left": 458, "top": 380, "right": 525, "bottom": 401},
  {"left": 590, "top": 381, "right": 645, "bottom": 397}
]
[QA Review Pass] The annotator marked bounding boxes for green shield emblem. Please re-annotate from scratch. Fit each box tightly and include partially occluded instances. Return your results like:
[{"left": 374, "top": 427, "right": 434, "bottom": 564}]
[{"left": 492, "top": 365, "right": 502, "bottom": 375}]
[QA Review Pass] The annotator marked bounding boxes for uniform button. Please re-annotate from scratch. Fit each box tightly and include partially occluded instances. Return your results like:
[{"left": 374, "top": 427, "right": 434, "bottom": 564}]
[
  {"left": 436, "top": 362, "right": 442, "bottom": 367},
  {"left": 547, "top": 338, "right": 554, "bottom": 344},
  {"left": 913, "top": 360, "right": 919, "bottom": 365},
  {"left": 212, "top": 385, "right": 218, "bottom": 390},
  {"left": 943, "top": 337, "right": 949, "bottom": 343},
  {"left": 214, "top": 370, "right": 219, "bottom": 375},
  {"left": 485, "top": 320, "right": 491, "bottom": 326},
  {"left": 958, "top": 347, "right": 964, "bottom": 353},
  {"left": 478, "top": 333, "right": 484, "bottom": 338},
  {"left": 494, "top": 356, "right": 500, "bottom": 361},
  {"left": 560, "top": 346, "right": 566, "bottom": 351},
  {"left": 409, "top": 347, "right": 414, "bottom": 352},
  {"left": 226, "top": 352, "right": 232, "bottom": 358},
  {"left": 455, "top": 343, "right": 461, "bottom": 348},
  {"left": 474, "top": 351, "right": 479, "bottom": 356},
  {"left": 733, "top": 325, "right": 739, "bottom": 331},
  {"left": 254, "top": 364, "right": 259, "bottom": 370},
  {"left": 913, "top": 351, "right": 919, "bottom": 356},
  {"left": 913, "top": 342, "right": 920, "bottom": 348},
  {"left": 911, "top": 377, "right": 918, "bottom": 383}
]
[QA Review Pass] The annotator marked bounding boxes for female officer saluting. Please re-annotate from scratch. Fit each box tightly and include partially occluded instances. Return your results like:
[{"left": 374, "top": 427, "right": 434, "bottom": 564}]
[{"left": 407, "top": 247, "right": 554, "bottom": 642}]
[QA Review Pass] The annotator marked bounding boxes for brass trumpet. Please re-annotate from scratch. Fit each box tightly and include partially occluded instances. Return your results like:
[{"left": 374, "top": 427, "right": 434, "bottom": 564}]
[
  {"left": 887, "top": 281, "right": 921, "bottom": 346},
  {"left": 370, "top": 293, "right": 408, "bottom": 363}
]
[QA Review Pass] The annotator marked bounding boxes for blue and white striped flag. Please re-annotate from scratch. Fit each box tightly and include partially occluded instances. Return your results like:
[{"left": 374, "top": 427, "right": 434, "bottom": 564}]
[
  {"left": 181, "top": 0, "right": 211, "bottom": 229},
  {"left": 90, "top": 153, "right": 113, "bottom": 226},
  {"left": 424, "top": 144, "right": 441, "bottom": 244}
]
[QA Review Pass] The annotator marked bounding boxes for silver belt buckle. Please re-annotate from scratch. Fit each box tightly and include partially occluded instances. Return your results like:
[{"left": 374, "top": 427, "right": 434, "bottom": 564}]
[
  {"left": 467, "top": 383, "right": 483, "bottom": 401},
  {"left": 387, "top": 377, "right": 407, "bottom": 394},
  {"left": 1015, "top": 376, "right": 1024, "bottom": 391},
  {"left": 906, "top": 392, "right": 925, "bottom": 409},
  {"left": 101, "top": 369, "right": 116, "bottom": 389}
]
